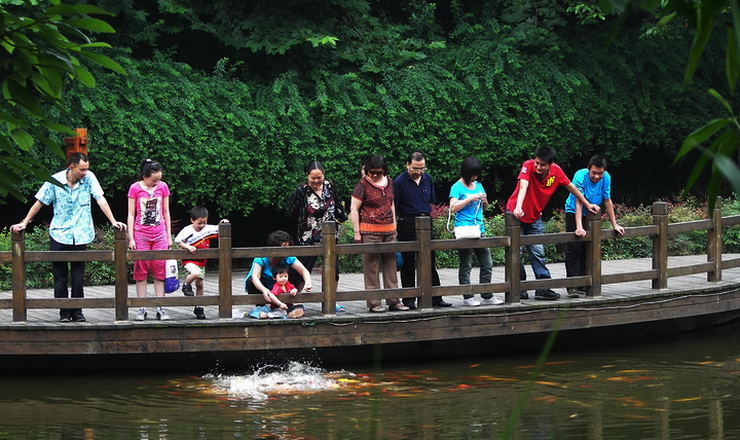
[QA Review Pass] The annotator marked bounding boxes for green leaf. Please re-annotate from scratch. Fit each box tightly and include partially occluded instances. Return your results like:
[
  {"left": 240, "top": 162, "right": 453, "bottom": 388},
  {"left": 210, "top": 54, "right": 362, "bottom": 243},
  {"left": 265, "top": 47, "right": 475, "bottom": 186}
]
[
  {"left": 74, "top": 65, "right": 95, "bottom": 87},
  {"left": 708, "top": 88, "right": 734, "bottom": 115},
  {"left": 657, "top": 12, "right": 677, "bottom": 27},
  {"left": 66, "top": 18, "right": 116, "bottom": 34},
  {"left": 78, "top": 51, "right": 127, "bottom": 75},
  {"left": 674, "top": 118, "right": 729, "bottom": 162},
  {"left": 714, "top": 155, "right": 740, "bottom": 193},
  {"left": 3, "top": 78, "right": 44, "bottom": 117},
  {"left": 79, "top": 42, "right": 113, "bottom": 49},
  {"left": 38, "top": 121, "right": 76, "bottom": 135},
  {"left": 684, "top": 145, "right": 712, "bottom": 191},
  {"left": 9, "top": 126, "right": 34, "bottom": 150},
  {"left": 46, "top": 4, "right": 114, "bottom": 17},
  {"left": 726, "top": 28, "right": 740, "bottom": 96},
  {"left": 37, "top": 66, "right": 63, "bottom": 97},
  {"left": 685, "top": 21, "right": 714, "bottom": 84}
]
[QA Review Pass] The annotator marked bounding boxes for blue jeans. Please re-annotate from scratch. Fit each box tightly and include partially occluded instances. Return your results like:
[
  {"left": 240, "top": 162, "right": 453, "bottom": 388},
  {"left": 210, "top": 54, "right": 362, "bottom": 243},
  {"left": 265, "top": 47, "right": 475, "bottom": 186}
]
[
  {"left": 458, "top": 247, "right": 493, "bottom": 299},
  {"left": 519, "top": 217, "right": 551, "bottom": 281}
]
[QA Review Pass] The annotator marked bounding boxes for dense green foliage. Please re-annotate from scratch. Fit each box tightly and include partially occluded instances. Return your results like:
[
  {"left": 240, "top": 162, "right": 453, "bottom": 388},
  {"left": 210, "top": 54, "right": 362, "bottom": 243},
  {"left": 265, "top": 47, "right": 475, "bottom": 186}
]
[
  {"left": 0, "top": 1, "right": 124, "bottom": 201},
  {"left": 26, "top": 15, "right": 726, "bottom": 218},
  {"left": 601, "top": 0, "right": 740, "bottom": 208},
  {"left": 3, "top": 0, "right": 733, "bottom": 228}
]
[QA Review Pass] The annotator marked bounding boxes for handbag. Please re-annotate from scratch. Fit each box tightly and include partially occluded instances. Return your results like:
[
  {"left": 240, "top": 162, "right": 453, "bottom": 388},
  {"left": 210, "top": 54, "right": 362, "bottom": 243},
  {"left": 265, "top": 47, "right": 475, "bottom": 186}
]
[
  {"left": 447, "top": 198, "right": 482, "bottom": 239},
  {"left": 454, "top": 225, "right": 482, "bottom": 239},
  {"left": 164, "top": 259, "right": 180, "bottom": 294}
]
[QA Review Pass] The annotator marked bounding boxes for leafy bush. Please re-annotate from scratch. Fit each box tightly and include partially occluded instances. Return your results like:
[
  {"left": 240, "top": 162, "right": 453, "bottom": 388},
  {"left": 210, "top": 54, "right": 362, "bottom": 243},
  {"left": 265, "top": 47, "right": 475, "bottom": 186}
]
[
  {"left": 21, "top": 17, "right": 725, "bottom": 217},
  {"left": 721, "top": 196, "right": 740, "bottom": 253}
]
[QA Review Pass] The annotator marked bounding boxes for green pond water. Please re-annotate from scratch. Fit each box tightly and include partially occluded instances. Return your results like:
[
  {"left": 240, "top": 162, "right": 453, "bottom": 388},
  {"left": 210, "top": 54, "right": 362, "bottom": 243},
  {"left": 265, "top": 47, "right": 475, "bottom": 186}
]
[{"left": 0, "top": 322, "right": 738, "bottom": 439}]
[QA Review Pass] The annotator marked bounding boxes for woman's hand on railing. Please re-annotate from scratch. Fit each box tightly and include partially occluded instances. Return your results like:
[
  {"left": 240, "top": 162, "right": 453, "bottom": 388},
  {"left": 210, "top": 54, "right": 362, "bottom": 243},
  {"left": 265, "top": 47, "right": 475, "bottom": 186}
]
[{"left": 575, "top": 227, "right": 586, "bottom": 237}]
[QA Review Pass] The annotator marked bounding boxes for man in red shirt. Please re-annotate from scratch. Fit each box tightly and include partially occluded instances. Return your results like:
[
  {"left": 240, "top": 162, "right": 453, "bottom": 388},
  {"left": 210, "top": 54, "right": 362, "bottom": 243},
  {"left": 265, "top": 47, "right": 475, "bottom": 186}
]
[{"left": 506, "top": 147, "right": 599, "bottom": 300}]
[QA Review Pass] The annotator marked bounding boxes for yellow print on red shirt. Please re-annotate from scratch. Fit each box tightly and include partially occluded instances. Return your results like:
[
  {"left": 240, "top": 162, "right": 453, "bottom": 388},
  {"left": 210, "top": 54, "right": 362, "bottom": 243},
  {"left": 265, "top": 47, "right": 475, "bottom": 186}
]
[{"left": 546, "top": 176, "right": 556, "bottom": 187}]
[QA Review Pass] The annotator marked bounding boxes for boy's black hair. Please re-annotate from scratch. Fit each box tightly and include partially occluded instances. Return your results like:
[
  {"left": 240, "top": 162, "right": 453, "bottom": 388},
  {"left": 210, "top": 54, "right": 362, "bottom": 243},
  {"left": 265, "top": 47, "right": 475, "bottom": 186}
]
[
  {"left": 534, "top": 146, "right": 556, "bottom": 164},
  {"left": 588, "top": 155, "right": 608, "bottom": 169},
  {"left": 267, "top": 230, "right": 294, "bottom": 246},
  {"left": 190, "top": 206, "right": 209, "bottom": 220},
  {"left": 272, "top": 263, "right": 290, "bottom": 277}
]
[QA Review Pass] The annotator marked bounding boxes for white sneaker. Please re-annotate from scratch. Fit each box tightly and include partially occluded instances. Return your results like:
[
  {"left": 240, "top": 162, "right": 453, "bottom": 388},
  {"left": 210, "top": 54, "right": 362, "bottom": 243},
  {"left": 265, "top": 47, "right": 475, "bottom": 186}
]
[
  {"left": 463, "top": 298, "right": 481, "bottom": 306},
  {"left": 135, "top": 307, "right": 147, "bottom": 321},
  {"left": 481, "top": 297, "right": 505, "bottom": 305},
  {"left": 156, "top": 307, "right": 170, "bottom": 321}
]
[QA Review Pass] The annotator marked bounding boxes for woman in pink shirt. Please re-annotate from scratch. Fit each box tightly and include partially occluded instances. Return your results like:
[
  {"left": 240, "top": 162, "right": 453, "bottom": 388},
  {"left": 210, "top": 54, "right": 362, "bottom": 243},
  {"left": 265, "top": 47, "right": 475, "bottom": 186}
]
[{"left": 127, "top": 159, "right": 172, "bottom": 321}]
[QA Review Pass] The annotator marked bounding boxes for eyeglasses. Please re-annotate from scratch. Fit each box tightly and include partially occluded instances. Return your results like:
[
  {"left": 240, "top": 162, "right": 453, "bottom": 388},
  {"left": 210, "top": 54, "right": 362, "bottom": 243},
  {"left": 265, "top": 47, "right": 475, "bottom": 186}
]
[
  {"left": 367, "top": 170, "right": 384, "bottom": 176},
  {"left": 410, "top": 167, "right": 427, "bottom": 172}
]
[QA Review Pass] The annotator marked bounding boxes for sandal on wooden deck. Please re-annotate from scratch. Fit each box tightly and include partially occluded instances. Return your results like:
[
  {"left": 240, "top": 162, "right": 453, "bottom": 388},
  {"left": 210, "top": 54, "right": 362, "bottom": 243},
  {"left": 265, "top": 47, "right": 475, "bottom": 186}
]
[
  {"left": 369, "top": 306, "right": 386, "bottom": 313},
  {"left": 288, "top": 305, "right": 305, "bottom": 318},
  {"left": 389, "top": 304, "right": 410, "bottom": 311}
]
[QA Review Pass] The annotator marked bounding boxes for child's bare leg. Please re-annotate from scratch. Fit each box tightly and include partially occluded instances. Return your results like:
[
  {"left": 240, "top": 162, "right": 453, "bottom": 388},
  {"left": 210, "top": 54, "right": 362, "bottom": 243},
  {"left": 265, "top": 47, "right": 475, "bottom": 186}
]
[
  {"left": 185, "top": 272, "right": 198, "bottom": 286},
  {"left": 135, "top": 280, "right": 148, "bottom": 297},
  {"left": 153, "top": 278, "right": 165, "bottom": 297},
  {"left": 195, "top": 278, "right": 205, "bottom": 296}
]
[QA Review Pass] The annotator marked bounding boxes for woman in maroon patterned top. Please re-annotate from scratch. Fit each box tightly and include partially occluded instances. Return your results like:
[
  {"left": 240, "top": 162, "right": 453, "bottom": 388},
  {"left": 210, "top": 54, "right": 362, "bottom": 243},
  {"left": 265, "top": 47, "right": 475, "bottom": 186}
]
[{"left": 350, "top": 155, "right": 409, "bottom": 313}]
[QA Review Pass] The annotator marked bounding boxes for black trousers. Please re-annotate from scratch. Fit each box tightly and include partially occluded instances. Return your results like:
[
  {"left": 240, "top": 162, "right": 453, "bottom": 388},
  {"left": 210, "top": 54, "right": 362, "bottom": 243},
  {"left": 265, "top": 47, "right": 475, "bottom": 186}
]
[
  {"left": 397, "top": 216, "right": 442, "bottom": 305},
  {"left": 564, "top": 213, "right": 588, "bottom": 281},
  {"left": 51, "top": 238, "right": 86, "bottom": 312}
]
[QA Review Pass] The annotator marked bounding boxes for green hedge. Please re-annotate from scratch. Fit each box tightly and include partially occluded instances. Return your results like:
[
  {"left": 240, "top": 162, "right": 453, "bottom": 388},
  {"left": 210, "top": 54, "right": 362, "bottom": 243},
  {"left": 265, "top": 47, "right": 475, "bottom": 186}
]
[{"left": 21, "top": 17, "right": 726, "bottom": 216}]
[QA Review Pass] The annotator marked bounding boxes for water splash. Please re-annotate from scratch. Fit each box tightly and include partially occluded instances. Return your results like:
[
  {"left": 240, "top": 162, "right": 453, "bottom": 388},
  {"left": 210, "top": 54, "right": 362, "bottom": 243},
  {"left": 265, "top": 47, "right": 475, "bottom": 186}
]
[{"left": 207, "top": 362, "right": 343, "bottom": 401}]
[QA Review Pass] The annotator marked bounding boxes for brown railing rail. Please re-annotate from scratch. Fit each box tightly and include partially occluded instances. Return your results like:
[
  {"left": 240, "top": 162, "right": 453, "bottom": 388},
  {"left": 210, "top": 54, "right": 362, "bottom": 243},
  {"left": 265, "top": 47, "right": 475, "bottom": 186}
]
[{"left": 5, "top": 199, "right": 740, "bottom": 322}]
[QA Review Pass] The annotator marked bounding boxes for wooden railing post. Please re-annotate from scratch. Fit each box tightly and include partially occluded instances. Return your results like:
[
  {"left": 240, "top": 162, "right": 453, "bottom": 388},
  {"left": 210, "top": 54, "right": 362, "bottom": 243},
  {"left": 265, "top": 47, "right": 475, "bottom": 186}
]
[
  {"left": 114, "top": 228, "right": 128, "bottom": 321},
  {"left": 652, "top": 201, "right": 669, "bottom": 290},
  {"left": 585, "top": 210, "right": 602, "bottom": 297},
  {"left": 218, "top": 222, "right": 233, "bottom": 319},
  {"left": 321, "top": 221, "right": 337, "bottom": 315},
  {"left": 505, "top": 213, "right": 521, "bottom": 303},
  {"left": 416, "top": 216, "right": 433, "bottom": 310},
  {"left": 11, "top": 230, "right": 27, "bottom": 322},
  {"left": 708, "top": 196, "right": 722, "bottom": 282}
]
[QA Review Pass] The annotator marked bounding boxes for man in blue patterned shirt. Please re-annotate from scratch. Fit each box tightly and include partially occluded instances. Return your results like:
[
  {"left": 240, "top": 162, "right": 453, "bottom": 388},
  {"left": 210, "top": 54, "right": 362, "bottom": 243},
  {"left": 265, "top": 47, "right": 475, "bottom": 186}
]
[{"left": 12, "top": 153, "right": 126, "bottom": 322}]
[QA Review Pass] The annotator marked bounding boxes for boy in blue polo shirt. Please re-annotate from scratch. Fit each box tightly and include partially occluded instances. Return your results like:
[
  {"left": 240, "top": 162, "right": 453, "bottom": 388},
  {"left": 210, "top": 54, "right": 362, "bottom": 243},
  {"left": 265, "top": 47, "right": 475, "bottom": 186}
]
[{"left": 564, "top": 155, "right": 625, "bottom": 297}]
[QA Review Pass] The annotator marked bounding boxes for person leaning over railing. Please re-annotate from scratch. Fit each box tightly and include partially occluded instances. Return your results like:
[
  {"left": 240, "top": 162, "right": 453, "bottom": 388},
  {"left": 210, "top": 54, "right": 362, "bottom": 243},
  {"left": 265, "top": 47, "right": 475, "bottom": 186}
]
[
  {"left": 11, "top": 152, "right": 127, "bottom": 323},
  {"left": 506, "top": 146, "right": 600, "bottom": 301},
  {"left": 564, "top": 155, "right": 625, "bottom": 298},
  {"left": 351, "top": 154, "right": 409, "bottom": 313}
]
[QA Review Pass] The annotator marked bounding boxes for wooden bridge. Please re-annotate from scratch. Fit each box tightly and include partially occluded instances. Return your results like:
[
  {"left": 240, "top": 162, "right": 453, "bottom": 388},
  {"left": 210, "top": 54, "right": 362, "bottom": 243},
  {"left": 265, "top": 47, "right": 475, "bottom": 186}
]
[{"left": 1, "top": 201, "right": 739, "bottom": 371}]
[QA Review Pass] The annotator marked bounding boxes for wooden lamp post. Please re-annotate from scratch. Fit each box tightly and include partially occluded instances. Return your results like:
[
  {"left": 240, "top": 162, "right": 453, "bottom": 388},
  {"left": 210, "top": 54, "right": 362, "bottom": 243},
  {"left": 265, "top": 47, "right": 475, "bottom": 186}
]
[{"left": 64, "top": 128, "right": 88, "bottom": 164}]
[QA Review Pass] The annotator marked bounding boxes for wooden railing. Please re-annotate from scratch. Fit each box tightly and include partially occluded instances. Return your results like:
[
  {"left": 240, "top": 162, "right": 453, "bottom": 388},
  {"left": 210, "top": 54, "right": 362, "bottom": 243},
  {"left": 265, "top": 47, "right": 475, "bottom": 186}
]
[{"left": 4, "top": 200, "right": 740, "bottom": 322}]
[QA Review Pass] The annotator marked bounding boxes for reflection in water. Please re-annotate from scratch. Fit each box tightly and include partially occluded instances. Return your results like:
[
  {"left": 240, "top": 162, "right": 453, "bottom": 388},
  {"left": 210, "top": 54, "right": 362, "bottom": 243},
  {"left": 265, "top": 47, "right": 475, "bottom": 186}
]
[{"left": 0, "top": 326, "right": 739, "bottom": 439}]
